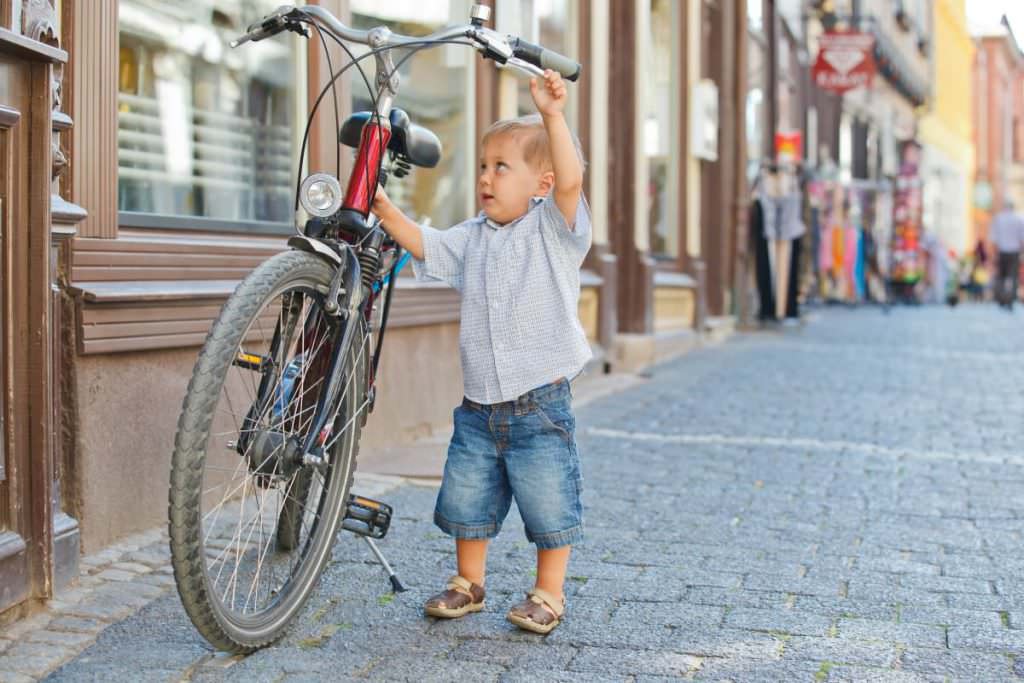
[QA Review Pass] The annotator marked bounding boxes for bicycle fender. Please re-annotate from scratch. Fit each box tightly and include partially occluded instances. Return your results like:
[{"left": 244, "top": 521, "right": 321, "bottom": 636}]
[{"left": 287, "top": 235, "right": 343, "bottom": 266}]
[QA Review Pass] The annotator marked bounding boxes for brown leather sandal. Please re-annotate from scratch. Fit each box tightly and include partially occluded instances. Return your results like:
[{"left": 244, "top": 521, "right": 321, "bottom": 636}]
[
  {"left": 506, "top": 587, "right": 565, "bottom": 634},
  {"left": 423, "top": 575, "right": 486, "bottom": 618}
]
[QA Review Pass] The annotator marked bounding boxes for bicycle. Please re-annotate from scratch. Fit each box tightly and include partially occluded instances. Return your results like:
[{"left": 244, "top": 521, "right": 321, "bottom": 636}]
[{"left": 167, "top": 4, "right": 581, "bottom": 654}]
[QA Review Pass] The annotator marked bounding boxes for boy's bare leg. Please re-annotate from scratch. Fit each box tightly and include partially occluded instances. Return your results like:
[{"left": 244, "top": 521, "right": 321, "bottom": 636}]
[
  {"left": 456, "top": 538, "right": 489, "bottom": 585},
  {"left": 536, "top": 545, "right": 571, "bottom": 606}
]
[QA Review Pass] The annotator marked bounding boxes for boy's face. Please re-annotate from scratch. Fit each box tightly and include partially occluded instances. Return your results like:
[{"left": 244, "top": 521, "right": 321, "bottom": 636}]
[{"left": 478, "top": 133, "right": 553, "bottom": 224}]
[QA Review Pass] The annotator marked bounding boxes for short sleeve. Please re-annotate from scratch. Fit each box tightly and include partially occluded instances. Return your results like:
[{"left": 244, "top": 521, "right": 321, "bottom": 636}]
[
  {"left": 539, "top": 193, "right": 593, "bottom": 264},
  {"left": 411, "top": 221, "right": 473, "bottom": 291}
]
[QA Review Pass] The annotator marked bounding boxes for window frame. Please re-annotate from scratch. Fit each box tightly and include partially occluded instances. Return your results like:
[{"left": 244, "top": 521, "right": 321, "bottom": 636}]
[{"left": 115, "top": 0, "right": 308, "bottom": 235}]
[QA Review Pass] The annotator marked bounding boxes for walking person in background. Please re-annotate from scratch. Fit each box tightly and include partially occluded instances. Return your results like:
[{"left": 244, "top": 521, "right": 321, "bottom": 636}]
[{"left": 991, "top": 200, "right": 1024, "bottom": 310}]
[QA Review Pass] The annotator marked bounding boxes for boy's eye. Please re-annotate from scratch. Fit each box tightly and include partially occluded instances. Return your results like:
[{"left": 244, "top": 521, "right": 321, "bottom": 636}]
[{"left": 496, "top": 162, "right": 508, "bottom": 171}]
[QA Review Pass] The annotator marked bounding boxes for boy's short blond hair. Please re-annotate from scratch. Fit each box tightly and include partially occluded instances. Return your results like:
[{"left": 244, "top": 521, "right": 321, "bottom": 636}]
[{"left": 481, "top": 114, "right": 586, "bottom": 171}]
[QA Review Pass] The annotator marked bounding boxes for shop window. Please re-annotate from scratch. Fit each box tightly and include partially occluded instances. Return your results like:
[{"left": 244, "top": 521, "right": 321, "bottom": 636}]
[
  {"left": 748, "top": 0, "right": 763, "bottom": 33},
  {"left": 117, "top": 1, "right": 305, "bottom": 230},
  {"left": 646, "top": 0, "right": 677, "bottom": 257},
  {"left": 349, "top": 1, "right": 475, "bottom": 230},
  {"left": 515, "top": 0, "right": 577, "bottom": 126}
]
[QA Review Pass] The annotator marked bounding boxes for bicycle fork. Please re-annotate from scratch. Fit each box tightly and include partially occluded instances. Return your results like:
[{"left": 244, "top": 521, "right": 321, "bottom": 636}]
[{"left": 299, "top": 249, "right": 407, "bottom": 593}]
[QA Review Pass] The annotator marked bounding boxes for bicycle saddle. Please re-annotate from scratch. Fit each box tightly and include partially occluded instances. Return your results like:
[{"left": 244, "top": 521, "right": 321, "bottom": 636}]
[{"left": 340, "top": 108, "right": 442, "bottom": 169}]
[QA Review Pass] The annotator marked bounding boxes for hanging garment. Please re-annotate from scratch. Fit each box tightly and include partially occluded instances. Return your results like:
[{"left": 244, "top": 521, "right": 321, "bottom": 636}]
[
  {"left": 785, "top": 236, "right": 802, "bottom": 319},
  {"left": 751, "top": 199, "right": 776, "bottom": 320},
  {"left": 759, "top": 192, "right": 807, "bottom": 241}
]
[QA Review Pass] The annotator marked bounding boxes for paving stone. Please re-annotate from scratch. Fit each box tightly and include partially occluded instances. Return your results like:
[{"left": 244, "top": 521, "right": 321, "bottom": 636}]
[
  {"left": 724, "top": 607, "right": 833, "bottom": 636},
  {"left": 900, "top": 573, "right": 993, "bottom": 595},
  {"left": 47, "top": 616, "right": 107, "bottom": 634},
  {"left": 899, "top": 646, "right": 1014, "bottom": 679},
  {"left": 827, "top": 665, "right": 944, "bottom": 682},
  {"left": 0, "top": 613, "right": 51, "bottom": 639},
  {"left": 692, "top": 657, "right": 822, "bottom": 682},
  {"left": 23, "top": 630, "right": 96, "bottom": 647},
  {"left": 836, "top": 618, "right": 946, "bottom": 648},
  {"left": 449, "top": 640, "right": 577, "bottom": 670},
  {"left": 780, "top": 635, "right": 897, "bottom": 667},
  {"left": 0, "top": 671, "right": 34, "bottom": 683},
  {"left": 947, "top": 626, "right": 1024, "bottom": 653},
  {"left": 110, "top": 561, "right": 154, "bottom": 574},
  {"left": 0, "top": 641, "right": 74, "bottom": 678},
  {"left": 899, "top": 606, "right": 1003, "bottom": 629},
  {"left": 63, "top": 598, "right": 136, "bottom": 622},
  {"left": 365, "top": 657, "right": 506, "bottom": 681},
  {"left": 92, "top": 568, "right": 139, "bottom": 583},
  {"left": 568, "top": 646, "right": 701, "bottom": 677}
]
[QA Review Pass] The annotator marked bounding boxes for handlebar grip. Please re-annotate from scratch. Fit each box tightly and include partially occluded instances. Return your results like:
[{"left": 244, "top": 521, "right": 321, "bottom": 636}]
[{"left": 509, "top": 38, "right": 581, "bottom": 82}]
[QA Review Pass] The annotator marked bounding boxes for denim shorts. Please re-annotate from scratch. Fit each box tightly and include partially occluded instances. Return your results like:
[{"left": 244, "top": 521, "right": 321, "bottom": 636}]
[{"left": 433, "top": 378, "right": 584, "bottom": 549}]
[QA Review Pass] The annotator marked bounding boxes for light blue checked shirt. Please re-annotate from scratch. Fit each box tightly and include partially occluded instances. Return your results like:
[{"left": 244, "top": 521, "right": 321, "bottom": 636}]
[{"left": 413, "top": 195, "right": 593, "bottom": 404}]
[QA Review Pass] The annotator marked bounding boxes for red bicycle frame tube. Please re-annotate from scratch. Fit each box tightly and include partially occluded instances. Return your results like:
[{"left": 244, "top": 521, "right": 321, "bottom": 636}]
[{"left": 343, "top": 120, "right": 392, "bottom": 215}]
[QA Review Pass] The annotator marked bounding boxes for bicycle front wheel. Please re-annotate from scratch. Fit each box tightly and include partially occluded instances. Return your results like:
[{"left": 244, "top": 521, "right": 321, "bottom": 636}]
[{"left": 169, "top": 250, "right": 369, "bottom": 653}]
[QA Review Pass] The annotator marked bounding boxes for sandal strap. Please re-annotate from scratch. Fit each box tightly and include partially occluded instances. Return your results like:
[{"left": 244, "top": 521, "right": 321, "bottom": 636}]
[
  {"left": 526, "top": 587, "right": 565, "bottom": 617},
  {"left": 446, "top": 575, "right": 477, "bottom": 598}
]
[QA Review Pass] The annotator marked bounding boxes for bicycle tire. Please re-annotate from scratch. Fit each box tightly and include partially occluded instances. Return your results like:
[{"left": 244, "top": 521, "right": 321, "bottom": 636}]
[{"left": 169, "top": 250, "right": 369, "bottom": 653}]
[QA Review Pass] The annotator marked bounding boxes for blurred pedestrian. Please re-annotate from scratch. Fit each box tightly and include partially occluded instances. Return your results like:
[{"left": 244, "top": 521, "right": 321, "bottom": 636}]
[{"left": 991, "top": 200, "right": 1024, "bottom": 310}]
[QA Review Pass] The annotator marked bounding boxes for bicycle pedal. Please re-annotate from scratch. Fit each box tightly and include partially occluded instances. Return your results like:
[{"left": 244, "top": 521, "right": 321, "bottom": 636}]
[
  {"left": 341, "top": 494, "right": 393, "bottom": 539},
  {"left": 233, "top": 351, "right": 270, "bottom": 372}
]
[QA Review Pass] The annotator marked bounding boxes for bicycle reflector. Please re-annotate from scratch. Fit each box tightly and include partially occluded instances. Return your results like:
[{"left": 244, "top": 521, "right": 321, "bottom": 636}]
[{"left": 299, "top": 173, "right": 343, "bottom": 218}]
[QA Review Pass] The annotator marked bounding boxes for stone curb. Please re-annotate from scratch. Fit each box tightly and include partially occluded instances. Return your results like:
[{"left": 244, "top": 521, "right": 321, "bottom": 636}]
[{"left": 0, "top": 472, "right": 407, "bottom": 681}]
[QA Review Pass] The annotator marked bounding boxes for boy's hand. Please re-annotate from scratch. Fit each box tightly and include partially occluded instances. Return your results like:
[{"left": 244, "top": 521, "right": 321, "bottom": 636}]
[
  {"left": 530, "top": 69, "right": 567, "bottom": 117},
  {"left": 371, "top": 185, "right": 393, "bottom": 218}
]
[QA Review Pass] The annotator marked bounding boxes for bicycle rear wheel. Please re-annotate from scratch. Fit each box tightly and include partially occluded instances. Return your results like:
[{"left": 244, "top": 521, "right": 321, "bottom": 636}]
[{"left": 169, "top": 250, "right": 369, "bottom": 653}]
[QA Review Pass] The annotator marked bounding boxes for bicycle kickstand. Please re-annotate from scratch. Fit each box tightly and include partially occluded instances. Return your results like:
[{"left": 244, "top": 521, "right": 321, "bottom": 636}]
[{"left": 362, "top": 536, "right": 407, "bottom": 593}]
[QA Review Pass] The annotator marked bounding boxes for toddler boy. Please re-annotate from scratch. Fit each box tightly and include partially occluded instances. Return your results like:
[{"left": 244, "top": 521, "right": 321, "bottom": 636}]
[{"left": 371, "top": 70, "right": 589, "bottom": 634}]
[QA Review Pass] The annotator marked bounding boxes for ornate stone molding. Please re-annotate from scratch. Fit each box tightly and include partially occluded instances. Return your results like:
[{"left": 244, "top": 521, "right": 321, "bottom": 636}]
[
  {"left": 22, "top": 0, "right": 59, "bottom": 48},
  {"left": 22, "top": 0, "right": 69, "bottom": 183}
]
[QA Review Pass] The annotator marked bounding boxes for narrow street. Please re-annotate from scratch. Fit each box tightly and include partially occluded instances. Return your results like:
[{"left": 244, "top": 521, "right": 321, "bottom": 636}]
[{"left": 30, "top": 305, "right": 1024, "bottom": 681}]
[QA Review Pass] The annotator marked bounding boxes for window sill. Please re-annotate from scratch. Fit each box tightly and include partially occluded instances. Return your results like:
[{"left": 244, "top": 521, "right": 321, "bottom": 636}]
[
  {"left": 653, "top": 271, "right": 697, "bottom": 289},
  {"left": 119, "top": 211, "right": 295, "bottom": 236}
]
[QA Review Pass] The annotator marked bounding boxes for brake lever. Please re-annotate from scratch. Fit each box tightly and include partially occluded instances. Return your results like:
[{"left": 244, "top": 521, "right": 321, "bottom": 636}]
[
  {"left": 229, "top": 8, "right": 306, "bottom": 48},
  {"left": 499, "top": 57, "right": 545, "bottom": 78}
]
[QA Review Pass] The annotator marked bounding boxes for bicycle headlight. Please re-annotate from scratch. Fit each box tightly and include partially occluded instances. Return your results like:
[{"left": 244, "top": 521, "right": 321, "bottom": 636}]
[{"left": 299, "top": 173, "right": 343, "bottom": 217}]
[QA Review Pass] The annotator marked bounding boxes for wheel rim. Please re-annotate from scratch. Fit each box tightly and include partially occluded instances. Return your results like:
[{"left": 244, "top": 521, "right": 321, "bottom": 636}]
[{"left": 195, "top": 281, "right": 368, "bottom": 628}]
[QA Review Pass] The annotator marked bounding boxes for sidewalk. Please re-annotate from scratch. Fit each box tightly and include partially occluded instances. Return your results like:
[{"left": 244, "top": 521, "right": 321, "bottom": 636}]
[{"left": 0, "top": 367, "right": 651, "bottom": 682}]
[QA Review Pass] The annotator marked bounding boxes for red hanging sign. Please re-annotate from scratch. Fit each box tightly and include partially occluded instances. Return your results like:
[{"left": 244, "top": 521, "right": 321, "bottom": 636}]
[
  {"left": 775, "top": 130, "right": 803, "bottom": 163},
  {"left": 812, "top": 31, "right": 876, "bottom": 93}
]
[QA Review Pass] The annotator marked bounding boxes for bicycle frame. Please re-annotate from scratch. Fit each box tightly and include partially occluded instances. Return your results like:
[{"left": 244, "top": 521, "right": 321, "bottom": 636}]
[{"left": 236, "top": 1, "right": 567, "bottom": 477}]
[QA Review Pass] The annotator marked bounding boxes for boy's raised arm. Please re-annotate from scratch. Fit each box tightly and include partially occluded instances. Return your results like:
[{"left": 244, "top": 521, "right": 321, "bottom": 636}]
[{"left": 532, "top": 70, "right": 583, "bottom": 226}]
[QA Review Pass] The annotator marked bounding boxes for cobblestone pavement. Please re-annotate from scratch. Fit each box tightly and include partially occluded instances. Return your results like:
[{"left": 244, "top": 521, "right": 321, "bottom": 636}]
[{"left": 10, "top": 305, "right": 1024, "bottom": 681}]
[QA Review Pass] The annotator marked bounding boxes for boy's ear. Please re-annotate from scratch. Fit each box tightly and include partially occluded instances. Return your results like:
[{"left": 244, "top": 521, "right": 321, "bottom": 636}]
[{"left": 537, "top": 170, "right": 555, "bottom": 195}]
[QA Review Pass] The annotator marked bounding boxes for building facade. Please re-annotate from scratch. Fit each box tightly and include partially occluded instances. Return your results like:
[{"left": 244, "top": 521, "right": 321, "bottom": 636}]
[
  {"left": 972, "top": 17, "right": 1024, "bottom": 242},
  {"left": 0, "top": 0, "right": 747, "bottom": 617},
  {"left": 918, "top": 0, "right": 973, "bottom": 254}
]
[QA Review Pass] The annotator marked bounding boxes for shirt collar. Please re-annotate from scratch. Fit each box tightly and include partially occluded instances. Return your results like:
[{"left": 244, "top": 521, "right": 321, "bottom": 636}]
[{"left": 482, "top": 196, "right": 545, "bottom": 230}]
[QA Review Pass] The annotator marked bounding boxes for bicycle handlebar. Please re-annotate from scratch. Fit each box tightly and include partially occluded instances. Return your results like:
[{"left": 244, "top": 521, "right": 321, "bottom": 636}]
[
  {"left": 229, "top": 4, "right": 582, "bottom": 82},
  {"left": 509, "top": 37, "right": 581, "bottom": 82}
]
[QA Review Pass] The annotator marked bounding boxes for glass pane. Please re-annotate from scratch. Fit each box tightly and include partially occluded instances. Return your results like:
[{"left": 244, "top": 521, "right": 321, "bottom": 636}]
[
  {"left": 747, "top": 33, "right": 767, "bottom": 183},
  {"left": 349, "top": 1, "right": 473, "bottom": 230},
  {"left": 117, "top": 1, "right": 301, "bottom": 224},
  {"left": 748, "top": 0, "right": 763, "bottom": 32},
  {"left": 516, "top": 0, "right": 572, "bottom": 117},
  {"left": 646, "top": 0, "right": 676, "bottom": 257}
]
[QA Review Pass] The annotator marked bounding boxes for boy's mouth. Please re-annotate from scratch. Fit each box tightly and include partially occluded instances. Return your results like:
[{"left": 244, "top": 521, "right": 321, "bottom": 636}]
[{"left": 480, "top": 193, "right": 495, "bottom": 203}]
